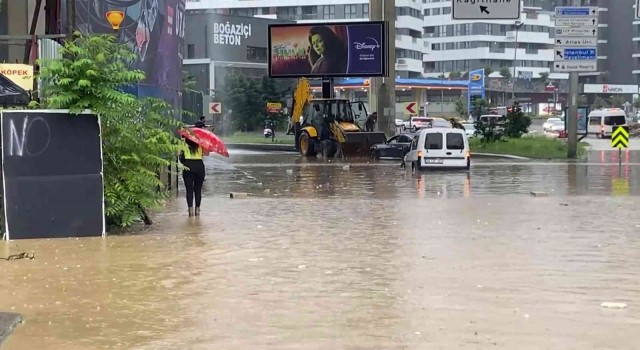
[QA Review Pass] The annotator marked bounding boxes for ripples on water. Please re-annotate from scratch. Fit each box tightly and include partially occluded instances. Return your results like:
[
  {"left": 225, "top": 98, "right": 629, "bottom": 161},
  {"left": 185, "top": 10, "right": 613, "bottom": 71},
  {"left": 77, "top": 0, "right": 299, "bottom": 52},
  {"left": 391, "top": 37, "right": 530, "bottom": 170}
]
[{"left": 1, "top": 150, "right": 640, "bottom": 349}]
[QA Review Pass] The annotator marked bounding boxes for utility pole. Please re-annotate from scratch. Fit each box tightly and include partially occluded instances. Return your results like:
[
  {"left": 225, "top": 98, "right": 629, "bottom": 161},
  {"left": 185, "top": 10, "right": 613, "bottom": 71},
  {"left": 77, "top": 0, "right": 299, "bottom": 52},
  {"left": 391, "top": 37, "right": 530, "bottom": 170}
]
[
  {"left": 567, "top": 72, "right": 578, "bottom": 158},
  {"left": 369, "top": 0, "right": 396, "bottom": 136},
  {"left": 66, "top": 0, "right": 76, "bottom": 39}
]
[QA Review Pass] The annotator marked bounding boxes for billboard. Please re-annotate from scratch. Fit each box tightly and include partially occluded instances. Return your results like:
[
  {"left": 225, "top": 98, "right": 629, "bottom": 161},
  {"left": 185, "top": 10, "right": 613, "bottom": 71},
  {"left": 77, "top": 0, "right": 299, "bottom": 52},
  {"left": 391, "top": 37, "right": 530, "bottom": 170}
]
[
  {"left": 468, "top": 68, "right": 485, "bottom": 114},
  {"left": 0, "top": 64, "right": 34, "bottom": 91},
  {"left": 268, "top": 21, "right": 387, "bottom": 78},
  {"left": 583, "top": 84, "right": 638, "bottom": 94}
]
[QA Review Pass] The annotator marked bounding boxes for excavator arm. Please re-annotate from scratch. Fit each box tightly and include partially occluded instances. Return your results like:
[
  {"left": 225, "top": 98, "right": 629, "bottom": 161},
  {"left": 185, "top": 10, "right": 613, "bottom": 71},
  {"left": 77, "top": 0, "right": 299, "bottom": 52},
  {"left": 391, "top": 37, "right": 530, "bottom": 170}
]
[{"left": 291, "top": 78, "right": 311, "bottom": 124}]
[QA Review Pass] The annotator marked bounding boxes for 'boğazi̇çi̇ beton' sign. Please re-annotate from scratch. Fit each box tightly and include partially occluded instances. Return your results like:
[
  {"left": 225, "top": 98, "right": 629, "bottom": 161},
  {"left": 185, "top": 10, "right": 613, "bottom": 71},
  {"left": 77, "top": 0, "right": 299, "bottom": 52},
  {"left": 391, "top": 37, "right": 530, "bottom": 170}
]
[{"left": 268, "top": 21, "right": 387, "bottom": 78}]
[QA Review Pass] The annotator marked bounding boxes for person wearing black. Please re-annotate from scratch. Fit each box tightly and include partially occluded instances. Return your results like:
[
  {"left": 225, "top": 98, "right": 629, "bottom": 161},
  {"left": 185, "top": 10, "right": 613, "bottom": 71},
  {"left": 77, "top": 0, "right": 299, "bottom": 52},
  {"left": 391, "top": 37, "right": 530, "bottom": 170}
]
[
  {"left": 194, "top": 116, "right": 206, "bottom": 128},
  {"left": 179, "top": 138, "right": 209, "bottom": 217},
  {"left": 365, "top": 112, "right": 377, "bottom": 132}
]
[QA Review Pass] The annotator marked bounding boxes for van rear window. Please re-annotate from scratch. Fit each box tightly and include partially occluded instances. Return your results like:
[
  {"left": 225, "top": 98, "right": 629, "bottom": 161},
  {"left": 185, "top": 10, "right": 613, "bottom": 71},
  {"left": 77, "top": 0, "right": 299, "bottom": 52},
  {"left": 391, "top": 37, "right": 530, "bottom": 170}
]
[
  {"left": 604, "top": 115, "right": 626, "bottom": 126},
  {"left": 425, "top": 133, "right": 443, "bottom": 150},
  {"left": 446, "top": 133, "right": 464, "bottom": 150}
]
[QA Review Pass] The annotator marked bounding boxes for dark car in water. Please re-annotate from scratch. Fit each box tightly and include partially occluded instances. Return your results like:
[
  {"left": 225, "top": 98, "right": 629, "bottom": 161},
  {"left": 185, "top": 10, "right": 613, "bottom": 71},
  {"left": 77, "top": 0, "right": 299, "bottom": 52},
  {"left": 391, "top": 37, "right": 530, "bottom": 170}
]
[{"left": 370, "top": 133, "right": 415, "bottom": 160}]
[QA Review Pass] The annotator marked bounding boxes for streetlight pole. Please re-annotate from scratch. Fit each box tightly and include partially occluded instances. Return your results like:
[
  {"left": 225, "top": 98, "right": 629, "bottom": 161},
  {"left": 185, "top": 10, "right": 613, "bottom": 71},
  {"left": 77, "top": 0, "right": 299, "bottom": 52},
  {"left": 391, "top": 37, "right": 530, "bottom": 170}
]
[{"left": 511, "top": 20, "right": 524, "bottom": 103}]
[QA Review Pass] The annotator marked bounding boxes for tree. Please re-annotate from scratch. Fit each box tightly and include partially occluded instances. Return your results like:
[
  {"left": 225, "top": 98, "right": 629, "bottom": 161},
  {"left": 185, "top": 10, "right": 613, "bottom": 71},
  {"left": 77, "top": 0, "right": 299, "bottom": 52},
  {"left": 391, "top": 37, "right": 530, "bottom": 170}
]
[
  {"left": 592, "top": 96, "right": 608, "bottom": 110},
  {"left": 539, "top": 72, "right": 549, "bottom": 84},
  {"left": 438, "top": 73, "right": 446, "bottom": 79},
  {"left": 221, "top": 74, "right": 291, "bottom": 131},
  {"left": 461, "top": 71, "right": 469, "bottom": 79},
  {"left": 597, "top": 71, "right": 609, "bottom": 83},
  {"left": 449, "top": 71, "right": 462, "bottom": 79},
  {"left": 633, "top": 98, "right": 640, "bottom": 110},
  {"left": 499, "top": 67, "right": 512, "bottom": 80},
  {"left": 577, "top": 95, "right": 588, "bottom": 106},
  {"left": 504, "top": 102, "right": 531, "bottom": 138},
  {"left": 484, "top": 67, "right": 493, "bottom": 76},
  {"left": 454, "top": 97, "right": 468, "bottom": 118},
  {"left": 471, "top": 97, "right": 489, "bottom": 118},
  {"left": 610, "top": 95, "right": 625, "bottom": 108},
  {"left": 38, "top": 33, "right": 183, "bottom": 228}
]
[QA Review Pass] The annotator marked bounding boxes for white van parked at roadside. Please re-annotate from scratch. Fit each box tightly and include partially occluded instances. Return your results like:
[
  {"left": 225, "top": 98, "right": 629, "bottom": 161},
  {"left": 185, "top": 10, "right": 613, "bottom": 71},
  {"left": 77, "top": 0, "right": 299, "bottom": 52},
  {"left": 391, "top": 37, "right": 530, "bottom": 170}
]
[
  {"left": 403, "top": 127, "right": 471, "bottom": 170},
  {"left": 587, "top": 108, "right": 627, "bottom": 138}
]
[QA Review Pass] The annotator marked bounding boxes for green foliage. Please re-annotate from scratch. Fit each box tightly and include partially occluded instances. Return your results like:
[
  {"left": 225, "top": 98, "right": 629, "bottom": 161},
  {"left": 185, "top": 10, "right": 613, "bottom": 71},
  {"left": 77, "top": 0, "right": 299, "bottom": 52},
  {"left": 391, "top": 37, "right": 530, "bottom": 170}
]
[
  {"left": 539, "top": 72, "right": 549, "bottom": 83},
  {"left": 504, "top": 102, "right": 531, "bottom": 138},
  {"left": 470, "top": 98, "right": 489, "bottom": 118},
  {"left": 449, "top": 71, "right": 462, "bottom": 79},
  {"left": 483, "top": 67, "right": 493, "bottom": 76},
  {"left": 633, "top": 98, "right": 640, "bottom": 109},
  {"left": 221, "top": 73, "right": 291, "bottom": 131},
  {"left": 592, "top": 96, "right": 608, "bottom": 110},
  {"left": 577, "top": 95, "right": 588, "bottom": 106},
  {"left": 499, "top": 67, "right": 512, "bottom": 80},
  {"left": 610, "top": 95, "right": 625, "bottom": 108},
  {"left": 38, "top": 33, "right": 183, "bottom": 228},
  {"left": 454, "top": 97, "right": 467, "bottom": 118},
  {"left": 469, "top": 136, "right": 587, "bottom": 159},
  {"left": 182, "top": 70, "right": 197, "bottom": 92}
]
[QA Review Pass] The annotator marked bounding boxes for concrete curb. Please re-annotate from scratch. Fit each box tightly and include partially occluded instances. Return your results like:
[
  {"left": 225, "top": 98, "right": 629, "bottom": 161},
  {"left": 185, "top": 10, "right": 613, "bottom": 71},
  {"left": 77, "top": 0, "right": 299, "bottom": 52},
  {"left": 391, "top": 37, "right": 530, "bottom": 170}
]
[
  {"left": 472, "top": 153, "right": 531, "bottom": 160},
  {"left": 0, "top": 312, "right": 22, "bottom": 346},
  {"left": 227, "top": 143, "right": 532, "bottom": 160}
]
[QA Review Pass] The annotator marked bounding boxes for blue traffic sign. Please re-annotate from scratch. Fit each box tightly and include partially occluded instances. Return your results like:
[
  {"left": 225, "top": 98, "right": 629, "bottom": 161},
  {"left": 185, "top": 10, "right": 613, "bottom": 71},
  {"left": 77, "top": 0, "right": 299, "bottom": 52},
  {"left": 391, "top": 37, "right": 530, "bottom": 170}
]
[
  {"left": 556, "top": 7, "right": 597, "bottom": 17},
  {"left": 556, "top": 48, "right": 596, "bottom": 60}
]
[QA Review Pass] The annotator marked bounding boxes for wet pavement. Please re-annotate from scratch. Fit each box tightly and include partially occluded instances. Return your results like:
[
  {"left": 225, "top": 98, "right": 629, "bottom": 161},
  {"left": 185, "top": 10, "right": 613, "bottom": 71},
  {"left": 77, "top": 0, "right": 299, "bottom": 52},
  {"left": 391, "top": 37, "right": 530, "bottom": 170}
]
[{"left": 1, "top": 149, "right": 640, "bottom": 349}]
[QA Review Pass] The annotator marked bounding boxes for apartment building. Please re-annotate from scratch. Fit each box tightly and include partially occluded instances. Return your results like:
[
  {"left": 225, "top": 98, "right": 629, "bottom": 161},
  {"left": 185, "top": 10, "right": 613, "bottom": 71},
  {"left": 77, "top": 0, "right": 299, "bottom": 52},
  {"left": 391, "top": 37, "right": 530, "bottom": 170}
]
[{"left": 422, "top": 0, "right": 555, "bottom": 79}]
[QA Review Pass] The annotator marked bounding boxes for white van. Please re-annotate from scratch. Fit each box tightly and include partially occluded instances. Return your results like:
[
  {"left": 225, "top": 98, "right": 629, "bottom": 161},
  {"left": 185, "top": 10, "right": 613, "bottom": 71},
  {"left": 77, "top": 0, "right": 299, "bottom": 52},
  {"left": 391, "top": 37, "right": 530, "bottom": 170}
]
[
  {"left": 404, "top": 128, "right": 471, "bottom": 170},
  {"left": 587, "top": 109, "right": 627, "bottom": 138}
]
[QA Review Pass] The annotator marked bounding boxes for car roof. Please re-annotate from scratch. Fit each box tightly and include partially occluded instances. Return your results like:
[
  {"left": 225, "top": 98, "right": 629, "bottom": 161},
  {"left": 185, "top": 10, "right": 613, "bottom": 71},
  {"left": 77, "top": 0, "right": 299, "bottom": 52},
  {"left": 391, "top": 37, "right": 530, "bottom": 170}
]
[{"left": 420, "top": 127, "right": 464, "bottom": 134}]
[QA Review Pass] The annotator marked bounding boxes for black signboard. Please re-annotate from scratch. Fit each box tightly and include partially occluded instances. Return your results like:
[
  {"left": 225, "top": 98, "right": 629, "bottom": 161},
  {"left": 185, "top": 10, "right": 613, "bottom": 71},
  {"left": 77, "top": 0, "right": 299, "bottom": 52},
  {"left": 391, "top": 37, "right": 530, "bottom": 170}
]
[{"left": 1, "top": 110, "right": 104, "bottom": 239}]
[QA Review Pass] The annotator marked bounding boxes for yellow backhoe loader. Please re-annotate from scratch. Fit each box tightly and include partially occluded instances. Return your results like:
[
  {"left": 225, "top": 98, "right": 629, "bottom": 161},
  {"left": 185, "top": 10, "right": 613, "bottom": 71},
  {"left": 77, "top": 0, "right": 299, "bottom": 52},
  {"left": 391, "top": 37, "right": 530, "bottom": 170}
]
[{"left": 288, "top": 78, "right": 386, "bottom": 158}]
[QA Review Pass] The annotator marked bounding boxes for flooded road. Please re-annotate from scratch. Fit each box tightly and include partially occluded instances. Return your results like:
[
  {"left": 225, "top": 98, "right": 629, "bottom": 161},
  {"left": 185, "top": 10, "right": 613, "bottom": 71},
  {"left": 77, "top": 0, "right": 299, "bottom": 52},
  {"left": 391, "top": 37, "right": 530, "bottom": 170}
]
[{"left": 2, "top": 150, "right": 640, "bottom": 349}]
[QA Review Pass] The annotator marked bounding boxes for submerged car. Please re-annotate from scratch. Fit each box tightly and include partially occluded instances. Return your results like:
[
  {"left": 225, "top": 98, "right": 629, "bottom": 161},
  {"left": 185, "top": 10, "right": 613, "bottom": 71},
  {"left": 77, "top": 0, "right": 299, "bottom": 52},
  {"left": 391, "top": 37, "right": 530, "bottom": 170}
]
[{"left": 370, "top": 133, "right": 415, "bottom": 159}]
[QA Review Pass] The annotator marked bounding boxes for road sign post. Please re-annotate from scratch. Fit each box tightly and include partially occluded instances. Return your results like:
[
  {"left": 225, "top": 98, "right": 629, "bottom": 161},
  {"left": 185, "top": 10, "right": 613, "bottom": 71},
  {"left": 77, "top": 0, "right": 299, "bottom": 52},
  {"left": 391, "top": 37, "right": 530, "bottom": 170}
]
[
  {"left": 452, "top": 0, "right": 520, "bottom": 20},
  {"left": 612, "top": 125, "right": 630, "bottom": 168},
  {"left": 554, "top": 6, "right": 599, "bottom": 158},
  {"left": 209, "top": 102, "right": 222, "bottom": 114},
  {"left": 404, "top": 101, "right": 417, "bottom": 115}
]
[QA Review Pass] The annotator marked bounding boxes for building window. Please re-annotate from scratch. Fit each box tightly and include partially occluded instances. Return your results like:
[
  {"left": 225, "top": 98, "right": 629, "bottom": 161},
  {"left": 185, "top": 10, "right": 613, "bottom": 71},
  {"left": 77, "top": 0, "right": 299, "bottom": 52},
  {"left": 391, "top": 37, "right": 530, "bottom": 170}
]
[
  {"left": 302, "top": 6, "right": 317, "bottom": 19},
  {"left": 443, "top": 7, "right": 451, "bottom": 15},
  {"left": 345, "top": 4, "right": 358, "bottom": 19},
  {"left": 363, "top": 4, "right": 369, "bottom": 18},
  {"left": 322, "top": 5, "right": 335, "bottom": 19},
  {"left": 187, "top": 44, "right": 195, "bottom": 59},
  {"left": 247, "top": 46, "right": 268, "bottom": 62}
]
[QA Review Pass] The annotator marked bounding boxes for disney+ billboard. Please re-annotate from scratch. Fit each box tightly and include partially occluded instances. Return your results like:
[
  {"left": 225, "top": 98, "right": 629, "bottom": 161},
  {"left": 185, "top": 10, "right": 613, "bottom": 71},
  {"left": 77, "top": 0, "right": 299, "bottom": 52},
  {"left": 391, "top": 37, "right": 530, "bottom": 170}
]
[{"left": 268, "top": 21, "right": 387, "bottom": 78}]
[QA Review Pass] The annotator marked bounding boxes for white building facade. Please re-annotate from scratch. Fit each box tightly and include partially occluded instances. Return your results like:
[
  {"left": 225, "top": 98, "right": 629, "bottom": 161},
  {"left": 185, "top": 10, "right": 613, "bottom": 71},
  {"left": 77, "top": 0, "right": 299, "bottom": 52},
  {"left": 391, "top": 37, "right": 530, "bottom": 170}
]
[{"left": 185, "top": 0, "right": 424, "bottom": 78}]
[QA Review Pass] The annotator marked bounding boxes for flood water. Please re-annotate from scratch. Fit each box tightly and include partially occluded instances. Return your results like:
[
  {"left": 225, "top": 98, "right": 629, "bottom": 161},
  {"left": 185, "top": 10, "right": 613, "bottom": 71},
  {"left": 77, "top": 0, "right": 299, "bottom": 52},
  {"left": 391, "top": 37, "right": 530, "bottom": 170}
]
[{"left": 2, "top": 149, "right": 640, "bottom": 349}]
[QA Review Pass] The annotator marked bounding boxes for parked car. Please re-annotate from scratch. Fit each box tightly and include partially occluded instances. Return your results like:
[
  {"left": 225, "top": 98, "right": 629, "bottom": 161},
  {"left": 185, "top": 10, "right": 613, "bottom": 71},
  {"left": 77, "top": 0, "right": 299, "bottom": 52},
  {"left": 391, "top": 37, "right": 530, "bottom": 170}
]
[
  {"left": 403, "top": 117, "right": 432, "bottom": 132},
  {"left": 548, "top": 120, "right": 565, "bottom": 136},
  {"left": 370, "top": 133, "right": 415, "bottom": 160},
  {"left": 404, "top": 127, "right": 471, "bottom": 170},
  {"left": 461, "top": 123, "right": 476, "bottom": 137},
  {"left": 543, "top": 117, "right": 562, "bottom": 131}
]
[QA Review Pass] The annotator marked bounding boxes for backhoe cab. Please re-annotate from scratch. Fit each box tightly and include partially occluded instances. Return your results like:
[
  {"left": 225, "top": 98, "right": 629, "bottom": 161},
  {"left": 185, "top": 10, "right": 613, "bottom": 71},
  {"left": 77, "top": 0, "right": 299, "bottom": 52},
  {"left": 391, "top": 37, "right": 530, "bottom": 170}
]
[{"left": 296, "top": 98, "right": 386, "bottom": 158}]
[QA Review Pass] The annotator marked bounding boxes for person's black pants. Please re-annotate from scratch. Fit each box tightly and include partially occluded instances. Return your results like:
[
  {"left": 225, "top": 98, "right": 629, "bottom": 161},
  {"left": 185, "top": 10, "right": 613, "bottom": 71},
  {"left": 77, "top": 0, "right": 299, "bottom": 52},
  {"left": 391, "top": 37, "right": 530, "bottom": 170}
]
[{"left": 182, "top": 159, "right": 205, "bottom": 208}]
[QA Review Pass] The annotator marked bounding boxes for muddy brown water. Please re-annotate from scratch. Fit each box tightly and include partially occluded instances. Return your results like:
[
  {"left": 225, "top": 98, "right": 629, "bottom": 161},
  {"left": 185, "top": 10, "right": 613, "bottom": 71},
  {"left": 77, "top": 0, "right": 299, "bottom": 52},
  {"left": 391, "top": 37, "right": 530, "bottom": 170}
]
[{"left": 1, "top": 150, "right": 640, "bottom": 349}]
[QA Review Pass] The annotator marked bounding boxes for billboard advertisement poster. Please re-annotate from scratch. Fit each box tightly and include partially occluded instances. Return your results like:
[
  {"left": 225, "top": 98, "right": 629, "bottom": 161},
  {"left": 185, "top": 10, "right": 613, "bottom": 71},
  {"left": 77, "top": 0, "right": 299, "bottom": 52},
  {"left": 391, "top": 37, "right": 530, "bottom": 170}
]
[{"left": 268, "top": 21, "right": 387, "bottom": 78}]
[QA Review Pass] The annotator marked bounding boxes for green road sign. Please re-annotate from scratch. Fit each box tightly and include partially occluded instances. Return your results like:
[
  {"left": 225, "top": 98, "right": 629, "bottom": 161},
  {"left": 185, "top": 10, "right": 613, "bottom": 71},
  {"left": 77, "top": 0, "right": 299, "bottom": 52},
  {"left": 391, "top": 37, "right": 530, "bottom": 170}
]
[{"left": 611, "top": 126, "right": 630, "bottom": 149}]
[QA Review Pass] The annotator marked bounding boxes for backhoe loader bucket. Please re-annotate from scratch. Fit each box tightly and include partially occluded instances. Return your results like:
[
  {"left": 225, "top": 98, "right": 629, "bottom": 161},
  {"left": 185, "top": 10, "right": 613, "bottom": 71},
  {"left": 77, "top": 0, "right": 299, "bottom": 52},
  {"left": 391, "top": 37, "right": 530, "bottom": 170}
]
[{"left": 339, "top": 131, "right": 387, "bottom": 156}]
